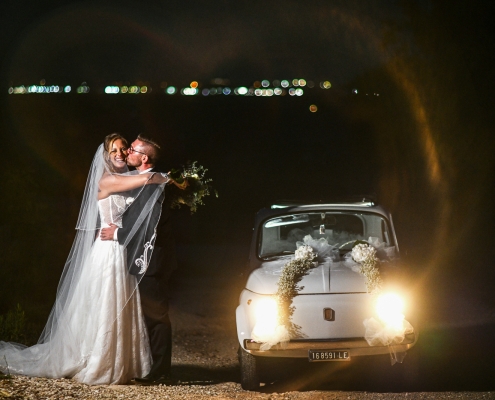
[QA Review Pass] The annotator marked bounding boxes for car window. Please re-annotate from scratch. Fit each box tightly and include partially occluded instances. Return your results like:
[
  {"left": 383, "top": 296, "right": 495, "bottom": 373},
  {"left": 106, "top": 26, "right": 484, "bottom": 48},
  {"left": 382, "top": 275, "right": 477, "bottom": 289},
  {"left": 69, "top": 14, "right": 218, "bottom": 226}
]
[{"left": 259, "top": 211, "right": 392, "bottom": 258}]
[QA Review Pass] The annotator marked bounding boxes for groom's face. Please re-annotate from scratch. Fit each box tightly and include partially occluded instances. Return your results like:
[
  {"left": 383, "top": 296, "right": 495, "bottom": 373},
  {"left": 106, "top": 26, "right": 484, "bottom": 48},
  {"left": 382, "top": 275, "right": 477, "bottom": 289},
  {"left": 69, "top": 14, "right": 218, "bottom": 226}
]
[{"left": 126, "top": 139, "right": 147, "bottom": 168}]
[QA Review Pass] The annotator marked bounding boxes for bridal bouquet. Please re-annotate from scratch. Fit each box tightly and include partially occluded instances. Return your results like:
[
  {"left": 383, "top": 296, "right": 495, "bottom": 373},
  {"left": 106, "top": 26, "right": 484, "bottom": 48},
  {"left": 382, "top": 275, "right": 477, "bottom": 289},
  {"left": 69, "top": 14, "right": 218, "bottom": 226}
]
[{"left": 168, "top": 161, "right": 217, "bottom": 213}]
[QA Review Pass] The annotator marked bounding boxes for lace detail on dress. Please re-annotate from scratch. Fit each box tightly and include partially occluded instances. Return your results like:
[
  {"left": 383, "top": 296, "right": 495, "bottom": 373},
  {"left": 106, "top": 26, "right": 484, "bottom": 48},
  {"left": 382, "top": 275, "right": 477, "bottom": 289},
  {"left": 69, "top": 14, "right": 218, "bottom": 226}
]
[{"left": 98, "top": 195, "right": 130, "bottom": 228}]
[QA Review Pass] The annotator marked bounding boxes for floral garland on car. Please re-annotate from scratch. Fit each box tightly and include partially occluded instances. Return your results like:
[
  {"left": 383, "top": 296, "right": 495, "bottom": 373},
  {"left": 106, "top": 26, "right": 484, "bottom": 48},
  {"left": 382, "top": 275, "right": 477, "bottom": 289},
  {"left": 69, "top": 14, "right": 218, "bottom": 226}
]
[
  {"left": 251, "top": 245, "right": 317, "bottom": 350},
  {"left": 168, "top": 161, "right": 218, "bottom": 214},
  {"left": 276, "top": 245, "right": 317, "bottom": 336},
  {"left": 348, "top": 241, "right": 414, "bottom": 363},
  {"left": 350, "top": 241, "right": 383, "bottom": 296}
]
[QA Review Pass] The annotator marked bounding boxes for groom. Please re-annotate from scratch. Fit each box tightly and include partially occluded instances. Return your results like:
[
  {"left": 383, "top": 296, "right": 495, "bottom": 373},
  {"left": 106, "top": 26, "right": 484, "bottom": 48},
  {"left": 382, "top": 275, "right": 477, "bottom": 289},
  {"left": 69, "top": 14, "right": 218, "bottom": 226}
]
[{"left": 100, "top": 134, "right": 180, "bottom": 385}]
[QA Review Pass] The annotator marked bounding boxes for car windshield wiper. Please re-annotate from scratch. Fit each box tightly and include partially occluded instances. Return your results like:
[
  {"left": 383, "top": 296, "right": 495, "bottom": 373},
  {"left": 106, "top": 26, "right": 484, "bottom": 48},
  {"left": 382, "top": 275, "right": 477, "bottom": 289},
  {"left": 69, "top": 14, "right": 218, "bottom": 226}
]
[{"left": 261, "top": 251, "right": 294, "bottom": 260}]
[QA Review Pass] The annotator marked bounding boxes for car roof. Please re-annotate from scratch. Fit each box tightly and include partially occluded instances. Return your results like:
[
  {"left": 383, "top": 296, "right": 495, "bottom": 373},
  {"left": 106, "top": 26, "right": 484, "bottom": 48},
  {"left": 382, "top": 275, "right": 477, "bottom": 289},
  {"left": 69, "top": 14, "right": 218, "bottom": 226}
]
[{"left": 254, "top": 202, "right": 392, "bottom": 224}]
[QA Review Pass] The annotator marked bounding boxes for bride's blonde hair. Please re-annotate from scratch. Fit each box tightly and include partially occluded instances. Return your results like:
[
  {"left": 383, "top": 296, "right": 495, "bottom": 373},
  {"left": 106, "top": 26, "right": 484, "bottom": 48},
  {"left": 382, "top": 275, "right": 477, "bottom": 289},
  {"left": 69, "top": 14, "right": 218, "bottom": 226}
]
[
  {"left": 104, "top": 133, "right": 128, "bottom": 153},
  {"left": 103, "top": 133, "right": 129, "bottom": 173}
]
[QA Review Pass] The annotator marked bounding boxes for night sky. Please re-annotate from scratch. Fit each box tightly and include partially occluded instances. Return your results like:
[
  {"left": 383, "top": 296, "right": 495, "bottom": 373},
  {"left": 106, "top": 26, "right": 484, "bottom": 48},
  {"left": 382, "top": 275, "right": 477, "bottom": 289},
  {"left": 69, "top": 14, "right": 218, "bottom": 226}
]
[{"left": 1, "top": 0, "right": 495, "bottom": 388}]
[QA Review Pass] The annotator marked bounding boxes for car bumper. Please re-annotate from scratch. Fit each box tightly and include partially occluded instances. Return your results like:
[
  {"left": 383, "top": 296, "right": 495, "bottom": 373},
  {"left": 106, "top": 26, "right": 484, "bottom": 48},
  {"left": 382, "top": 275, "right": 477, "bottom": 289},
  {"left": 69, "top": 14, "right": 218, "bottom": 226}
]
[{"left": 243, "top": 332, "right": 417, "bottom": 358}]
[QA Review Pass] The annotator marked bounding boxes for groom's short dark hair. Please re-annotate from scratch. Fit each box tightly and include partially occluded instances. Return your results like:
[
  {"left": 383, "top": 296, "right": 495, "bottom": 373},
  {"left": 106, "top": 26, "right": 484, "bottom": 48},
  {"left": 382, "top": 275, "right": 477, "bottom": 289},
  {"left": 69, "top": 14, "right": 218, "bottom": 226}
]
[{"left": 137, "top": 133, "right": 161, "bottom": 164}]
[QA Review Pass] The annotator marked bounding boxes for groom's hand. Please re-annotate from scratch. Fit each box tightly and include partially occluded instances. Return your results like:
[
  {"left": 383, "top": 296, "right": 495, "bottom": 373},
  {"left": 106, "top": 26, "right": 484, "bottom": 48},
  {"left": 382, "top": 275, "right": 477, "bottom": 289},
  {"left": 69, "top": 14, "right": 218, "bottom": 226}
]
[{"left": 100, "top": 224, "right": 117, "bottom": 241}]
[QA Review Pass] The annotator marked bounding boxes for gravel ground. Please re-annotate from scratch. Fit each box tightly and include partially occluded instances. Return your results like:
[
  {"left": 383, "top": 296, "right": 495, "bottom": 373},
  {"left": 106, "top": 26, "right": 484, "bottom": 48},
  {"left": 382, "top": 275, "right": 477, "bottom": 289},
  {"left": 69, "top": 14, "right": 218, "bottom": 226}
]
[
  {"left": 1, "top": 376, "right": 495, "bottom": 399},
  {"left": 1, "top": 244, "right": 494, "bottom": 399}
]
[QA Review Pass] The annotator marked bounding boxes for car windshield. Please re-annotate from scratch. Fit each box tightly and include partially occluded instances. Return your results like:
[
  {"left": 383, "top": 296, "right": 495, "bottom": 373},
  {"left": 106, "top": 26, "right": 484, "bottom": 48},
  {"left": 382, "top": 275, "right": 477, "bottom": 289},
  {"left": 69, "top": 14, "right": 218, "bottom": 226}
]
[{"left": 259, "top": 211, "right": 393, "bottom": 258}]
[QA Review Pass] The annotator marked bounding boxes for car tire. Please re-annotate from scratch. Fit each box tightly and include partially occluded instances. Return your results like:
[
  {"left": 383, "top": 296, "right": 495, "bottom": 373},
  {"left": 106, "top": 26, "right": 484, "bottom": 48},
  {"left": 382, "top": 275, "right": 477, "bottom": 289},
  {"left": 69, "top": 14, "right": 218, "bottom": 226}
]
[{"left": 238, "top": 346, "right": 260, "bottom": 391}]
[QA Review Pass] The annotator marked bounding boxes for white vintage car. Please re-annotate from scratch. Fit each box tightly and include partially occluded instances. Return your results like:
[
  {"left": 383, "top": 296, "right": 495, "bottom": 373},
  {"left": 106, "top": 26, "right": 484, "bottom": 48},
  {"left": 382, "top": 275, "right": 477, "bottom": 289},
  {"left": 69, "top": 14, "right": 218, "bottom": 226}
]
[{"left": 236, "top": 201, "right": 418, "bottom": 390}]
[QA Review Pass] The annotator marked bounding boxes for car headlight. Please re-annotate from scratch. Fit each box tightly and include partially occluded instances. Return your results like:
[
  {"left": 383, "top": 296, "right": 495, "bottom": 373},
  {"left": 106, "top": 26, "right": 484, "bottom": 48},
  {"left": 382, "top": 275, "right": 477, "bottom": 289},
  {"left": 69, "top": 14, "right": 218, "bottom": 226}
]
[
  {"left": 375, "top": 293, "right": 406, "bottom": 329},
  {"left": 251, "top": 297, "right": 279, "bottom": 337}
]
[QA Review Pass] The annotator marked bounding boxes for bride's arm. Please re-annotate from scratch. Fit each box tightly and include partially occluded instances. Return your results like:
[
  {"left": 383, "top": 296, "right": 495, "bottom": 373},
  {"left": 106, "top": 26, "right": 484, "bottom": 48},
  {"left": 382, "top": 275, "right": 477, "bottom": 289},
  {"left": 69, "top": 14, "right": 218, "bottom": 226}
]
[{"left": 98, "top": 172, "right": 168, "bottom": 197}]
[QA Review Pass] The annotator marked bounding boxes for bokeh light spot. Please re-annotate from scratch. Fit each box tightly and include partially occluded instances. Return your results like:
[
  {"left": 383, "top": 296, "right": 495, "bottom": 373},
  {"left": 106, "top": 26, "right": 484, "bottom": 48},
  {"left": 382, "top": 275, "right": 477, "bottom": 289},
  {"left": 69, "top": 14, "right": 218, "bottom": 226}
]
[{"left": 321, "top": 81, "right": 332, "bottom": 89}]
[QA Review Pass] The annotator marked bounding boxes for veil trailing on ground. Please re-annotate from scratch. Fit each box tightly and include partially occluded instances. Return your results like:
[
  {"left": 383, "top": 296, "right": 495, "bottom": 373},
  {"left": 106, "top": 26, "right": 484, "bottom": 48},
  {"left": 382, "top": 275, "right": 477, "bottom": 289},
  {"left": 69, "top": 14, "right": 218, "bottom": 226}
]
[{"left": 0, "top": 144, "right": 166, "bottom": 380}]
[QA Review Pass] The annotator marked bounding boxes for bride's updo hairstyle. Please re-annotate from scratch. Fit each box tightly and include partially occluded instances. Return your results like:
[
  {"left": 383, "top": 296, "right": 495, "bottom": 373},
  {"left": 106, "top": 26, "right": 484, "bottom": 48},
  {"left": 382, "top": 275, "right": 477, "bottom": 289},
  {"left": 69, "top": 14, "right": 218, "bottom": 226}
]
[{"left": 103, "top": 133, "right": 129, "bottom": 173}]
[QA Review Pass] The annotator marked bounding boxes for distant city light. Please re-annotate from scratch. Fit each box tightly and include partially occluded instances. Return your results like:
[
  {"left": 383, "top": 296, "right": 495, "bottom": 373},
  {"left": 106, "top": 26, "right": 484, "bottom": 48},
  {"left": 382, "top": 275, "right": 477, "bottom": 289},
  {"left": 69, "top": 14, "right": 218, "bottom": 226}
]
[
  {"left": 352, "top": 88, "right": 358, "bottom": 94},
  {"left": 8, "top": 86, "right": 26, "bottom": 94},
  {"left": 77, "top": 83, "right": 90, "bottom": 94},
  {"left": 105, "top": 86, "right": 119, "bottom": 94},
  {"left": 6, "top": 77, "right": 347, "bottom": 99},
  {"left": 236, "top": 87, "right": 248, "bottom": 95},
  {"left": 182, "top": 87, "right": 197, "bottom": 95},
  {"left": 321, "top": 81, "right": 331, "bottom": 89},
  {"left": 309, "top": 104, "right": 318, "bottom": 112}
]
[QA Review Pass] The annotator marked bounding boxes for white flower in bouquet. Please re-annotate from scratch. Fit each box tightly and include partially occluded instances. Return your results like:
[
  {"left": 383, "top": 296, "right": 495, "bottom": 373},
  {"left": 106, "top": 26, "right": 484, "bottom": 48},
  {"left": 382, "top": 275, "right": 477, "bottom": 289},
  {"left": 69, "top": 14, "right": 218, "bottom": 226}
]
[
  {"left": 294, "top": 245, "right": 316, "bottom": 261},
  {"left": 351, "top": 243, "right": 377, "bottom": 264}
]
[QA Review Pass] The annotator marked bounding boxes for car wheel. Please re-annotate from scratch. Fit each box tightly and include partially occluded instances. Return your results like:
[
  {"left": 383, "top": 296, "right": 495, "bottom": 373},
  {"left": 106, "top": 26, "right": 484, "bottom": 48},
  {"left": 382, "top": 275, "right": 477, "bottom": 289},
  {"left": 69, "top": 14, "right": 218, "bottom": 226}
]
[{"left": 238, "top": 346, "right": 260, "bottom": 391}]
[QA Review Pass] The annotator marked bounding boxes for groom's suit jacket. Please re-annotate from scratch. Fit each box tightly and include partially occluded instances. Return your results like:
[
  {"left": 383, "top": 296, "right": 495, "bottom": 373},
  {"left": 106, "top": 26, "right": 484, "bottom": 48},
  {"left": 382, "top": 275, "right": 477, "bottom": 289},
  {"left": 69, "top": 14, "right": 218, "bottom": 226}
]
[{"left": 117, "top": 168, "right": 178, "bottom": 280}]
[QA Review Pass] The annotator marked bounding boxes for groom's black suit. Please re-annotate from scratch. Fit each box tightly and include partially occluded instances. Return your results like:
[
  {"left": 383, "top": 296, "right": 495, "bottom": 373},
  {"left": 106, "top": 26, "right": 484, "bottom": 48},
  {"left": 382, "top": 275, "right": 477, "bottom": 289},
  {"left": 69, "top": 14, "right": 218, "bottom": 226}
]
[{"left": 117, "top": 170, "right": 177, "bottom": 379}]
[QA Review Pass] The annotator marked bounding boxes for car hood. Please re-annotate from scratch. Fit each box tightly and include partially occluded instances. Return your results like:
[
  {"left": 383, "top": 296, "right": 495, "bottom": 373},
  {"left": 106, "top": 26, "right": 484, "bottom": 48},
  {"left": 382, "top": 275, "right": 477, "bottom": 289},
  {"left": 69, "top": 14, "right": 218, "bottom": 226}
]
[{"left": 245, "top": 257, "right": 367, "bottom": 295}]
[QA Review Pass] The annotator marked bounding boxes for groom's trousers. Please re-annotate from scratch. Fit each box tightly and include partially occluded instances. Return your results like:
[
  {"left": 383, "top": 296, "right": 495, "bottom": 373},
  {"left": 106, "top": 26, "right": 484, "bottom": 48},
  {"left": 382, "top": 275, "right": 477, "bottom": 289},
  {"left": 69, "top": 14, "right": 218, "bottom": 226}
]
[{"left": 139, "top": 275, "right": 172, "bottom": 378}]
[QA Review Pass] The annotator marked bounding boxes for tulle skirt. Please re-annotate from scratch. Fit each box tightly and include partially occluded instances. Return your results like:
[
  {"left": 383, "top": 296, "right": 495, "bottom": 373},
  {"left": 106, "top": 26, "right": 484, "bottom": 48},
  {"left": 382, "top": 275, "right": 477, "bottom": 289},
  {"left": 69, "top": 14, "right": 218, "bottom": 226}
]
[{"left": 0, "top": 239, "right": 151, "bottom": 385}]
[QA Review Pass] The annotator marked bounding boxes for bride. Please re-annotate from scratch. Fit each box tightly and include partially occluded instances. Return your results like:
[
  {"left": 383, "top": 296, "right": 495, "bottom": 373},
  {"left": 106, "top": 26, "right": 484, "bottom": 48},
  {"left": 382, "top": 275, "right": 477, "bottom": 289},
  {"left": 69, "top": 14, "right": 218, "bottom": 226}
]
[{"left": 0, "top": 134, "right": 174, "bottom": 385}]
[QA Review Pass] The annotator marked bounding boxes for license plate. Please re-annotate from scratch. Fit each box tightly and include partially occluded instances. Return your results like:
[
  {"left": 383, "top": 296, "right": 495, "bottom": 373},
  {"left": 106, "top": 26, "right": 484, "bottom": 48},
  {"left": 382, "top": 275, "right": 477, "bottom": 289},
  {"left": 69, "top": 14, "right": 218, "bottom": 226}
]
[{"left": 308, "top": 349, "right": 350, "bottom": 362}]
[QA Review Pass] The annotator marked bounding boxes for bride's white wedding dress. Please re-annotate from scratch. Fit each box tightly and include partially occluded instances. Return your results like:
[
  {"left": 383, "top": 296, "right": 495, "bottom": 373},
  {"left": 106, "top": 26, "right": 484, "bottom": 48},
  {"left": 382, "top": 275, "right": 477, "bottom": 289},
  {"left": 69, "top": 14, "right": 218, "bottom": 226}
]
[{"left": 0, "top": 194, "right": 151, "bottom": 385}]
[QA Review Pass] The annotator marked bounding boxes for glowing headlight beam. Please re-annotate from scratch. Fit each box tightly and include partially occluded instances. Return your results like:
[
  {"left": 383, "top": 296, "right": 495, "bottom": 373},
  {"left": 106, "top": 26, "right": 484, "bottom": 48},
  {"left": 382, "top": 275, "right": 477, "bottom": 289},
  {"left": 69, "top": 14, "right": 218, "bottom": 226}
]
[
  {"left": 376, "top": 293, "right": 405, "bottom": 329},
  {"left": 252, "top": 297, "right": 278, "bottom": 337}
]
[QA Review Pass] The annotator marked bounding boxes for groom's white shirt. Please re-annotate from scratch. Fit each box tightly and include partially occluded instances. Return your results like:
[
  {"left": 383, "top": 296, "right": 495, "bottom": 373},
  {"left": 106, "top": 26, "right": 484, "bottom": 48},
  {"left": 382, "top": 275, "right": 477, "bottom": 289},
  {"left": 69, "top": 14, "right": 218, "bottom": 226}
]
[{"left": 112, "top": 168, "right": 153, "bottom": 240}]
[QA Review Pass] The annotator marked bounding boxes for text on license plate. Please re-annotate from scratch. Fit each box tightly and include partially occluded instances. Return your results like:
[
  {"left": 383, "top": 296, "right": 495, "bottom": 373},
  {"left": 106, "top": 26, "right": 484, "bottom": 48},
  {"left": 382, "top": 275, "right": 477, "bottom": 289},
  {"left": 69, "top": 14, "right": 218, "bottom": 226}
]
[{"left": 308, "top": 350, "right": 350, "bottom": 362}]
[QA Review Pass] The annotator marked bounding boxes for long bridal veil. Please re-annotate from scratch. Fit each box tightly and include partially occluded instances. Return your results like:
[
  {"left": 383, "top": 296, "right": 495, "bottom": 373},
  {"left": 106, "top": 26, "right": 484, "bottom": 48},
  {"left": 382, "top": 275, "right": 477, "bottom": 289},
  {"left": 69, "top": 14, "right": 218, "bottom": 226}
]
[{"left": 0, "top": 144, "right": 165, "bottom": 380}]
